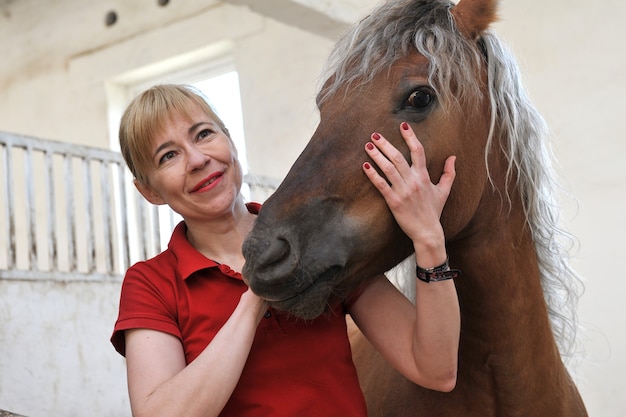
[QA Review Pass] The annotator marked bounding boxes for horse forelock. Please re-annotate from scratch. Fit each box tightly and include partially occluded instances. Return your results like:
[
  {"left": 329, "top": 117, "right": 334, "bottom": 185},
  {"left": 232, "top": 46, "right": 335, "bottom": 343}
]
[
  {"left": 318, "top": 0, "right": 583, "bottom": 361},
  {"left": 317, "top": 0, "right": 483, "bottom": 110}
]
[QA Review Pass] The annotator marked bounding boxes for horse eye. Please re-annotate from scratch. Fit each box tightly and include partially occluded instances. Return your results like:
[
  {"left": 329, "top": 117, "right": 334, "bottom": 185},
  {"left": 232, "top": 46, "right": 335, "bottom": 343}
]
[{"left": 406, "top": 89, "right": 434, "bottom": 109}]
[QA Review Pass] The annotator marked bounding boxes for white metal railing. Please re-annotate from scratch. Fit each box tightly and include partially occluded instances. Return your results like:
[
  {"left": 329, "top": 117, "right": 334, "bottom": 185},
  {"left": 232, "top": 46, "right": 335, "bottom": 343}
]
[{"left": 0, "top": 131, "right": 278, "bottom": 281}]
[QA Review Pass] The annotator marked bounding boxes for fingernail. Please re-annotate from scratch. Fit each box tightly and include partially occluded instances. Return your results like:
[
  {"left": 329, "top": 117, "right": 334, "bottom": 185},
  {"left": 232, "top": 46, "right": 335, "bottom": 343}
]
[
  {"left": 366, "top": 142, "right": 374, "bottom": 150},
  {"left": 363, "top": 162, "right": 371, "bottom": 169},
  {"left": 372, "top": 132, "right": 381, "bottom": 140},
  {"left": 401, "top": 122, "right": 409, "bottom": 130}
]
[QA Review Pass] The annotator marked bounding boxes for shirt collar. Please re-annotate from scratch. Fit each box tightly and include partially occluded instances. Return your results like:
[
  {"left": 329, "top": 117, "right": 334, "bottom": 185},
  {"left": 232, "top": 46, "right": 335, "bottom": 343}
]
[{"left": 168, "top": 202, "right": 262, "bottom": 280}]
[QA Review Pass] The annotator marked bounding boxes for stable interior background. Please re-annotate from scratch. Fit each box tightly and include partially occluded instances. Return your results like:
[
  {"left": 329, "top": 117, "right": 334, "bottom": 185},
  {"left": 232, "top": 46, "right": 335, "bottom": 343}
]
[{"left": 0, "top": 0, "right": 624, "bottom": 416}]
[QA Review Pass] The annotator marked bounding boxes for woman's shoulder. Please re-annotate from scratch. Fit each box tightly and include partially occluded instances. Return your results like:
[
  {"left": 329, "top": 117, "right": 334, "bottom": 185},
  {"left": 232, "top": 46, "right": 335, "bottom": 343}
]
[
  {"left": 122, "top": 249, "right": 180, "bottom": 295},
  {"left": 128, "top": 248, "right": 177, "bottom": 275}
]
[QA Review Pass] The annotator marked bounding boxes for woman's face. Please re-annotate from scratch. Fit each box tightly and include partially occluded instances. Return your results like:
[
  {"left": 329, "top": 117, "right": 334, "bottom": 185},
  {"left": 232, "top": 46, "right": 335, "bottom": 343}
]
[{"left": 135, "top": 103, "right": 243, "bottom": 222}]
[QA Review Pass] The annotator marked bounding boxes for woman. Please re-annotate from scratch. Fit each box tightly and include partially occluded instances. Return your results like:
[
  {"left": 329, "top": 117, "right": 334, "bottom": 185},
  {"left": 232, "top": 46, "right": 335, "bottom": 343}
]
[{"left": 111, "top": 84, "right": 460, "bottom": 417}]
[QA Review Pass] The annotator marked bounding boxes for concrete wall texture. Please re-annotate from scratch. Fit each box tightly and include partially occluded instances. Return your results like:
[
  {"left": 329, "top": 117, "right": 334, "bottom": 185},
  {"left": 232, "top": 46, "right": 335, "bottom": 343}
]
[{"left": 0, "top": 0, "right": 624, "bottom": 416}]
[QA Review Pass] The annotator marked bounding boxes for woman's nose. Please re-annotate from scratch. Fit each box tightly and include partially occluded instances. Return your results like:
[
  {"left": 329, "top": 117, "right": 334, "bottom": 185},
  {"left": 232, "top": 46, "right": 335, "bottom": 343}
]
[{"left": 187, "top": 145, "right": 210, "bottom": 171}]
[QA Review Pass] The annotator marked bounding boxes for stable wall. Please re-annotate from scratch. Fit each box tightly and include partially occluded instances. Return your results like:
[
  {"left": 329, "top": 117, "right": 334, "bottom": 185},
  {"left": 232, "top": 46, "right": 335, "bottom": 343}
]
[{"left": 1, "top": 0, "right": 625, "bottom": 416}]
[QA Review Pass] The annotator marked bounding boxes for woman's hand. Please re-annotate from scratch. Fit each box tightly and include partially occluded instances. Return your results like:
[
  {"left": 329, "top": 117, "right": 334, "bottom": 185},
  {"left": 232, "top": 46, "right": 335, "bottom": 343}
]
[
  {"left": 362, "top": 121, "right": 456, "bottom": 241},
  {"left": 362, "top": 122, "right": 456, "bottom": 266},
  {"left": 240, "top": 287, "right": 270, "bottom": 324}
]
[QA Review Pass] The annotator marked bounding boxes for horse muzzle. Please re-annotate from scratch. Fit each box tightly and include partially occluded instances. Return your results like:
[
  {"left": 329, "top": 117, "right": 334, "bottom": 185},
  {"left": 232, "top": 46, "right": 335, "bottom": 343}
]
[
  {"left": 242, "top": 223, "right": 350, "bottom": 318},
  {"left": 242, "top": 199, "right": 359, "bottom": 319}
]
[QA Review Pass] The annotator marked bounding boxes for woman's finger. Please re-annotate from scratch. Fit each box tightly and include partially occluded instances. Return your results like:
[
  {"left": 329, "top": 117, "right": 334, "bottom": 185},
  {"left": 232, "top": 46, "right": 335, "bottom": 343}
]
[{"left": 364, "top": 132, "right": 410, "bottom": 188}]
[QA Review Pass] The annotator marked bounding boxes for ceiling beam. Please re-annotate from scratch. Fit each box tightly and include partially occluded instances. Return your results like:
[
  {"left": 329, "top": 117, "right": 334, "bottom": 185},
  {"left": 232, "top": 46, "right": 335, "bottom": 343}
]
[{"left": 222, "top": 0, "right": 349, "bottom": 40}]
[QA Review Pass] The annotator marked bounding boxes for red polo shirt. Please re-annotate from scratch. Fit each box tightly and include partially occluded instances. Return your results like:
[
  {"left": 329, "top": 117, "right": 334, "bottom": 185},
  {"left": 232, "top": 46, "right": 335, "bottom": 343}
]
[{"left": 111, "top": 203, "right": 367, "bottom": 416}]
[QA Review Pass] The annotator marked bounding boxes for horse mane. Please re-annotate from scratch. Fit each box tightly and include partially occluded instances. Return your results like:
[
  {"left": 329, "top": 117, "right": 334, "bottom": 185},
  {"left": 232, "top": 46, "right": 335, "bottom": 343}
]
[{"left": 318, "top": 0, "right": 584, "bottom": 359}]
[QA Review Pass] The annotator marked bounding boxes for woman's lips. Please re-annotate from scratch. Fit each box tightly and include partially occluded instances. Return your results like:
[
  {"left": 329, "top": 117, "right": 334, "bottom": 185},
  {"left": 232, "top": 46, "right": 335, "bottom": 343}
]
[{"left": 191, "top": 172, "right": 224, "bottom": 192}]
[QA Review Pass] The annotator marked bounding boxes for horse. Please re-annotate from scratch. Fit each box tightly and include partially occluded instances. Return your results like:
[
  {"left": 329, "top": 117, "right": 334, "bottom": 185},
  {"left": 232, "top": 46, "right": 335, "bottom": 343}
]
[{"left": 241, "top": 0, "right": 588, "bottom": 415}]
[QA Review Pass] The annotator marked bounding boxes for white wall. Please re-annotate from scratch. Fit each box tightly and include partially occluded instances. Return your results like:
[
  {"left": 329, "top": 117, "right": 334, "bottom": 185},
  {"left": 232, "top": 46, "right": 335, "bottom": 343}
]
[
  {"left": 0, "top": 280, "right": 128, "bottom": 416},
  {"left": 0, "top": 0, "right": 624, "bottom": 416},
  {"left": 493, "top": 1, "right": 626, "bottom": 415}
]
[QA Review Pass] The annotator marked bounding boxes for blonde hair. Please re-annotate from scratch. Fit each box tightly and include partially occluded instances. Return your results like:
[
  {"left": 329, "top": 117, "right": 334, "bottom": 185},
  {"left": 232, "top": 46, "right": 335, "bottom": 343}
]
[{"left": 119, "top": 84, "right": 229, "bottom": 183}]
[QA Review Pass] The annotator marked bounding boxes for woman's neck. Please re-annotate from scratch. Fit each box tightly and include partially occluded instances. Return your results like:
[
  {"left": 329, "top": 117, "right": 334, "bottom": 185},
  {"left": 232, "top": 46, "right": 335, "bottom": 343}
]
[{"left": 184, "top": 201, "right": 256, "bottom": 271}]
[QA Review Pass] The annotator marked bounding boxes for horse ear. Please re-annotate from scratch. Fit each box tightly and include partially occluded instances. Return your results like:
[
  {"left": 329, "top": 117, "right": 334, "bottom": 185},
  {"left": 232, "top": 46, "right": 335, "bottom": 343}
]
[{"left": 451, "top": 0, "right": 499, "bottom": 40}]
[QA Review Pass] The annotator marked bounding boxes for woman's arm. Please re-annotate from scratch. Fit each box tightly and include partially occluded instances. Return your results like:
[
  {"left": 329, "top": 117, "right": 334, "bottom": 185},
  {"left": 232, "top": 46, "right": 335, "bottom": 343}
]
[
  {"left": 350, "top": 274, "right": 459, "bottom": 391},
  {"left": 350, "top": 122, "right": 460, "bottom": 391},
  {"left": 125, "top": 289, "right": 267, "bottom": 417}
]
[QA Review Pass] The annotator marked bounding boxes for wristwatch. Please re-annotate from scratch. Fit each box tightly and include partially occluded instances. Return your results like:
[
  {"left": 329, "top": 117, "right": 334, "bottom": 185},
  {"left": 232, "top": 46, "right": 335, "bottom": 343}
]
[{"left": 416, "top": 258, "right": 461, "bottom": 283}]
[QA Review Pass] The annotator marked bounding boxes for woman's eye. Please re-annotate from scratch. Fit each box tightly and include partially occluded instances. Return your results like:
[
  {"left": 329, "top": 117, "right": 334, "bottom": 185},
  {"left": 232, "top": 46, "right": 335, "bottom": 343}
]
[
  {"left": 197, "top": 129, "right": 213, "bottom": 140},
  {"left": 159, "top": 151, "right": 176, "bottom": 165},
  {"left": 405, "top": 89, "right": 434, "bottom": 109}
]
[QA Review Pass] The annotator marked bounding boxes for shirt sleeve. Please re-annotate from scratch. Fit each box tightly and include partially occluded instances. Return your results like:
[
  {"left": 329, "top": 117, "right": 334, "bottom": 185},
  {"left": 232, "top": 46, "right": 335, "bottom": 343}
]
[{"left": 110, "top": 258, "right": 181, "bottom": 357}]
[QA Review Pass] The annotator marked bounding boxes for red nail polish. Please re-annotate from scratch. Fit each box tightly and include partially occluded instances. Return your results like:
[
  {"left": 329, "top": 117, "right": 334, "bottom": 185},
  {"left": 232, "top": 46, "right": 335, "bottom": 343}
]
[
  {"left": 366, "top": 142, "right": 374, "bottom": 150},
  {"left": 401, "top": 122, "right": 409, "bottom": 130},
  {"left": 363, "top": 162, "right": 371, "bottom": 169},
  {"left": 372, "top": 132, "right": 381, "bottom": 140}
]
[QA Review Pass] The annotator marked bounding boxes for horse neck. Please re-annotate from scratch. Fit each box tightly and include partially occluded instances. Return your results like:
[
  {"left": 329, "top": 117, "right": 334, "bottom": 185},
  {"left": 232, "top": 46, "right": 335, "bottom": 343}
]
[
  {"left": 452, "top": 216, "right": 555, "bottom": 344},
  {"left": 447, "top": 186, "right": 573, "bottom": 401}
]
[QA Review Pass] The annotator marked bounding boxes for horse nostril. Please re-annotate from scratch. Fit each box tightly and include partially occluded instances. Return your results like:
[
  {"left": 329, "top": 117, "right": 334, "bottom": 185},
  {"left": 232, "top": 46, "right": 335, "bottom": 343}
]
[
  {"left": 258, "top": 237, "right": 291, "bottom": 271},
  {"left": 243, "top": 233, "right": 300, "bottom": 286}
]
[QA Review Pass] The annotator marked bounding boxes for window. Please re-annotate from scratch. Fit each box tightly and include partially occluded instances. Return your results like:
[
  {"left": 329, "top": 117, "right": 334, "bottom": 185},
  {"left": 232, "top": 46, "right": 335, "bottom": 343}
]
[{"left": 193, "top": 71, "right": 248, "bottom": 175}]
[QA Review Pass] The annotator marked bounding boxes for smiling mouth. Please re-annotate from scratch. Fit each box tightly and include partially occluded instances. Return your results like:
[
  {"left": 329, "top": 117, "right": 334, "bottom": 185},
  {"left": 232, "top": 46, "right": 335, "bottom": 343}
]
[
  {"left": 200, "top": 176, "right": 219, "bottom": 187},
  {"left": 192, "top": 173, "right": 223, "bottom": 192}
]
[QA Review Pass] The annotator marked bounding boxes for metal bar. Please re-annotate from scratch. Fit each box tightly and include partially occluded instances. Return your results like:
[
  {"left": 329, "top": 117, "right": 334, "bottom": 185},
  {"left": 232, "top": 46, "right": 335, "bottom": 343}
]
[
  {"left": 24, "top": 144, "right": 37, "bottom": 270},
  {"left": 45, "top": 147, "right": 58, "bottom": 271},
  {"left": 0, "top": 132, "right": 124, "bottom": 164},
  {"left": 151, "top": 204, "right": 160, "bottom": 257},
  {"left": 64, "top": 154, "right": 76, "bottom": 272},
  {"left": 83, "top": 156, "right": 95, "bottom": 273},
  {"left": 101, "top": 160, "right": 114, "bottom": 273},
  {"left": 117, "top": 163, "right": 130, "bottom": 272},
  {"left": 0, "top": 268, "right": 122, "bottom": 282},
  {"left": 135, "top": 190, "right": 147, "bottom": 261},
  {"left": 2, "top": 140, "right": 16, "bottom": 269}
]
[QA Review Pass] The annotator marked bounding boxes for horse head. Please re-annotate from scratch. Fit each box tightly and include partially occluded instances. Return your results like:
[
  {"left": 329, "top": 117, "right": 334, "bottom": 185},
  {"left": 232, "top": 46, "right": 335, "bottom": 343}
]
[
  {"left": 243, "top": 1, "right": 588, "bottom": 414},
  {"left": 242, "top": 0, "right": 501, "bottom": 319}
]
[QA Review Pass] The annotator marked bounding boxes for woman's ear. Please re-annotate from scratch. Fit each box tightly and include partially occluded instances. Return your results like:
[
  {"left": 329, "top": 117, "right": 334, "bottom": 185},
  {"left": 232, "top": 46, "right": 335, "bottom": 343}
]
[{"left": 134, "top": 178, "right": 166, "bottom": 205}]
